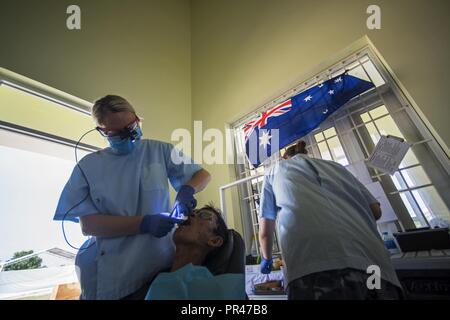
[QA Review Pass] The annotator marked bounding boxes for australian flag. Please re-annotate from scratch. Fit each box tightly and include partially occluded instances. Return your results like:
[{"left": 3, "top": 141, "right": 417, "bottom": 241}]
[{"left": 244, "top": 73, "right": 375, "bottom": 167}]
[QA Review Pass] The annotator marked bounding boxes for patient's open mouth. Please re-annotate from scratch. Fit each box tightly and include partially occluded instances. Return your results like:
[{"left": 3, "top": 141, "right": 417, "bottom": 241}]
[{"left": 181, "top": 219, "right": 191, "bottom": 226}]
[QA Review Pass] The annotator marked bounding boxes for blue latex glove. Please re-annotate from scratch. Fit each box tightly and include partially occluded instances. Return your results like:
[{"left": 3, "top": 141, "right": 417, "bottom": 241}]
[
  {"left": 139, "top": 214, "right": 180, "bottom": 238},
  {"left": 173, "top": 185, "right": 197, "bottom": 218},
  {"left": 260, "top": 257, "right": 273, "bottom": 274}
]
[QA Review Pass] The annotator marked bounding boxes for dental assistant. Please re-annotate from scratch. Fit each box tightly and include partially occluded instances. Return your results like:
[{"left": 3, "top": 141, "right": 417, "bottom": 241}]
[
  {"left": 53, "top": 95, "right": 211, "bottom": 300},
  {"left": 258, "top": 141, "right": 402, "bottom": 300}
]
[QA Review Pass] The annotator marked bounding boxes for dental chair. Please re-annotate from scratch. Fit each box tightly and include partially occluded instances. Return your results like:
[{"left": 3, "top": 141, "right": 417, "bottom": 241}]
[{"left": 204, "top": 229, "right": 245, "bottom": 275}]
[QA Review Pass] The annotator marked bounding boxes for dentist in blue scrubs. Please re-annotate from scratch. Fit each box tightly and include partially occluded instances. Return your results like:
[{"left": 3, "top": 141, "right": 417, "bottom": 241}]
[{"left": 53, "top": 95, "right": 211, "bottom": 300}]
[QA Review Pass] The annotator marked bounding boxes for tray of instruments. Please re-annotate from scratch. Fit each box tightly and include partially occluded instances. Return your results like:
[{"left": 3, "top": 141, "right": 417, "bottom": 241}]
[{"left": 252, "top": 280, "right": 285, "bottom": 295}]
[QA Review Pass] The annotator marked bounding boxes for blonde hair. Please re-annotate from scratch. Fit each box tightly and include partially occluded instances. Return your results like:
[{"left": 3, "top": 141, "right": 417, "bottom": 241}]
[{"left": 92, "top": 95, "right": 136, "bottom": 125}]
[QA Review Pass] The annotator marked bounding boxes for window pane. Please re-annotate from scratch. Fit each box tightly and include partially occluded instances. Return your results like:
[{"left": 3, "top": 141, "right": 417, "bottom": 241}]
[
  {"left": 412, "top": 186, "right": 450, "bottom": 223},
  {"left": 369, "top": 105, "right": 388, "bottom": 119},
  {"left": 400, "top": 166, "right": 431, "bottom": 188},
  {"left": 399, "top": 149, "right": 420, "bottom": 168},
  {"left": 399, "top": 192, "right": 427, "bottom": 228},
  {"left": 374, "top": 115, "right": 403, "bottom": 138},
  {"left": 360, "top": 112, "right": 371, "bottom": 123},
  {"left": 362, "top": 59, "right": 385, "bottom": 87},
  {"left": 327, "top": 136, "right": 349, "bottom": 166},
  {"left": 0, "top": 142, "right": 87, "bottom": 263},
  {"left": 348, "top": 65, "right": 370, "bottom": 82},
  {"left": 318, "top": 141, "right": 332, "bottom": 160},
  {"left": 314, "top": 132, "right": 324, "bottom": 142},
  {"left": 360, "top": 55, "right": 370, "bottom": 63},
  {"left": 323, "top": 127, "right": 337, "bottom": 139},
  {"left": 364, "top": 122, "right": 380, "bottom": 144},
  {"left": 392, "top": 172, "right": 408, "bottom": 190}
]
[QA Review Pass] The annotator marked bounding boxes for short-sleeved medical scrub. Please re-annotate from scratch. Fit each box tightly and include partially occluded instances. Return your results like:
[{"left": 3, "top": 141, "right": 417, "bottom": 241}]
[
  {"left": 260, "top": 153, "right": 401, "bottom": 288},
  {"left": 53, "top": 139, "right": 202, "bottom": 299}
]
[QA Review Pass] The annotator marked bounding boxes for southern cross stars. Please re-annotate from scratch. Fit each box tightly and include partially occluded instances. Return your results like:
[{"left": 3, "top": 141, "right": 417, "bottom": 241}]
[
  {"left": 304, "top": 95, "right": 312, "bottom": 102},
  {"left": 259, "top": 131, "right": 272, "bottom": 148}
]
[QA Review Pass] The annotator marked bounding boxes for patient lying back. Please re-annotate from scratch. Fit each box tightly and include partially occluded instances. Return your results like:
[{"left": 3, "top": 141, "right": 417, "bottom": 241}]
[{"left": 145, "top": 205, "right": 245, "bottom": 300}]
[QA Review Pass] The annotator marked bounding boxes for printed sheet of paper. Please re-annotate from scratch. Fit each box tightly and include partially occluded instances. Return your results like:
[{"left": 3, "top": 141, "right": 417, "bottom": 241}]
[{"left": 366, "top": 135, "right": 410, "bottom": 175}]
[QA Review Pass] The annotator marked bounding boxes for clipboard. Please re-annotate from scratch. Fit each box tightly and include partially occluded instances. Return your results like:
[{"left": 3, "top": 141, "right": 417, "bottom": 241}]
[{"left": 366, "top": 135, "right": 411, "bottom": 175}]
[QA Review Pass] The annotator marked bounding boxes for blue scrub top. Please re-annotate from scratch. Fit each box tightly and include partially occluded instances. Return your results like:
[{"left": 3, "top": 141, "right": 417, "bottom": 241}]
[
  {"left": 53, "top": 139, "right": 202, "bottom": 299},
  {"left": 260, "top": 154, "right": 401, "bottom": 288}
]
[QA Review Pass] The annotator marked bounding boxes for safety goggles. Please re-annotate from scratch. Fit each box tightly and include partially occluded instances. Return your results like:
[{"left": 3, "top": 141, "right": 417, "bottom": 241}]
[
  {"left": 96, "top": 115, "right": 140, "bottom": 139},
  {"left": 192, "top": 209, "right": 214, "bottom": 221}
]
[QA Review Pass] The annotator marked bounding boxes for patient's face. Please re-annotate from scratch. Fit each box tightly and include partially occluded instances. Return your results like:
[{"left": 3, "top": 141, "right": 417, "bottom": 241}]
[{"left": 173, "top": 207, "right": 222, "bottom": 248}]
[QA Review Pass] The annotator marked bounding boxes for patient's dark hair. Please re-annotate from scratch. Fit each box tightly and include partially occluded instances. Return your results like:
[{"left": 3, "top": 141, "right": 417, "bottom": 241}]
[
  {"left": 204, "top": 204, "right": 228, "bottom": 244},
  {"left": 202, "top": 204, "right": 228, "bottom": 259}
]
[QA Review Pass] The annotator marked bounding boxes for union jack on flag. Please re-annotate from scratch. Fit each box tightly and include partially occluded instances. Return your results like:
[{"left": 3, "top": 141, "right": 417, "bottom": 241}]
[{"left": 243, "top": 99, "right": 292, "bottom": 141}]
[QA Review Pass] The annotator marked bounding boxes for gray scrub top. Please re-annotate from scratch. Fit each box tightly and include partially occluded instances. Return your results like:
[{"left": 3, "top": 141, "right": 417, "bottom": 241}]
[{"left": 260, "top": 154, "right": 401, "bottom": 288}]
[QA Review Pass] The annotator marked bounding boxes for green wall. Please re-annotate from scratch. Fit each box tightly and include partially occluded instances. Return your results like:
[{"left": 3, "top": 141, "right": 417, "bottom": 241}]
[
  {"left": 0, "top": 84, "right": 106, "bottom": 147},
  {"left": 0, "top": 0, "right": 192, "bottom": 142}
]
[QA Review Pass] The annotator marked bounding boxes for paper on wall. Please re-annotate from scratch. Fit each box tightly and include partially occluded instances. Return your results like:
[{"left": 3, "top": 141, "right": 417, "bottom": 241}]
[{"left": 366, "top": 135, "right": 410, "bottom": 175}]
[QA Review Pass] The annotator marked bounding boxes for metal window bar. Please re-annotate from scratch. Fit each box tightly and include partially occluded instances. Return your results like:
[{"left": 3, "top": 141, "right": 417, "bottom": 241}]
[
  {"left": 247, "top": 183, "right": 261, "bottom": 258},
  {"left": 220, "top": 174, "right": 262, "bottom": 257},
  {"left": 388, "top": 183, "right": 434, "bottom": 195},
  {"left": 370, "top": 162, "right": 421, "bottom": 180}
]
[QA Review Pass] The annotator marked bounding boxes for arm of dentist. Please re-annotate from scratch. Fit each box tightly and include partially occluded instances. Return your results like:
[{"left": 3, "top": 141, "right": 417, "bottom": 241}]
[
  {"left": 80, "top": 169, "right": 211, "bottom": 238},
  {"left": 184, "top": 168, "right": 211, "bottom": 193}
]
